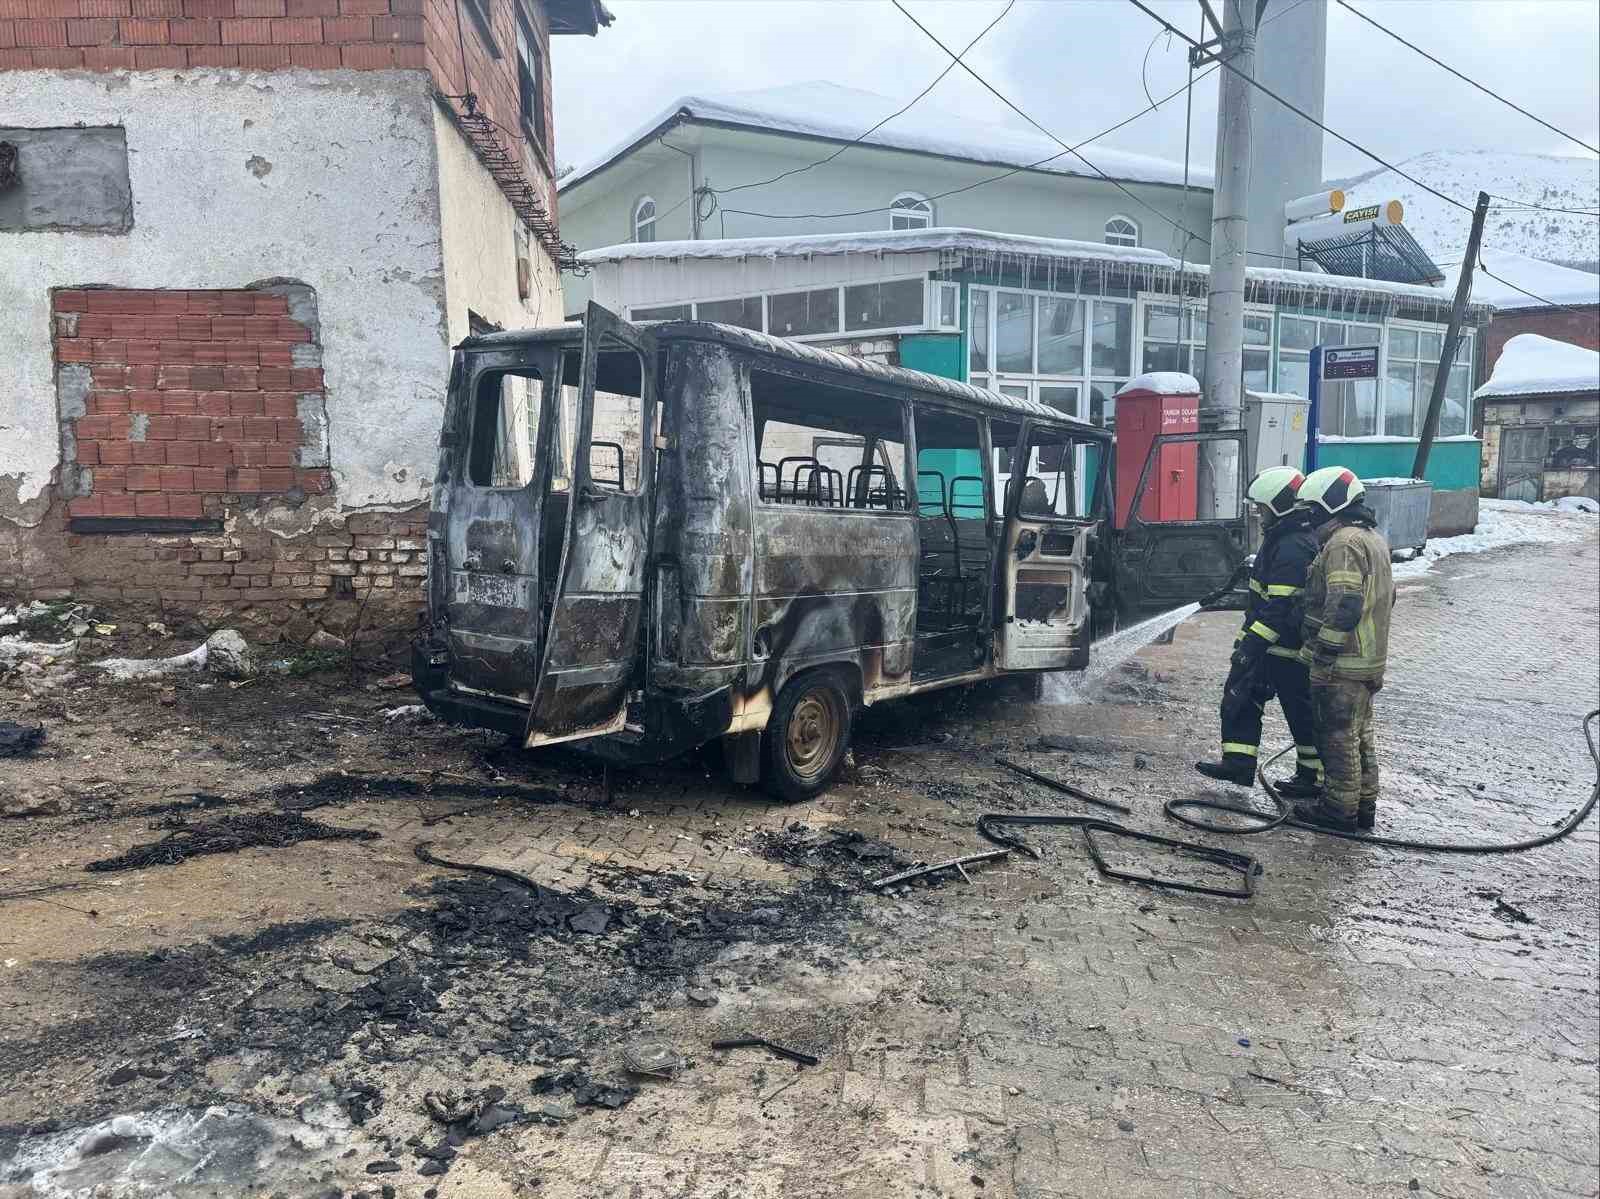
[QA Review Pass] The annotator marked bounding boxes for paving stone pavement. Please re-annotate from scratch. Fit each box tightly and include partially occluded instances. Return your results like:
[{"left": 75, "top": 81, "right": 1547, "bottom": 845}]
[
  {"left": 1, "top": 529, "right": 1594, "bottom": 1199},
  {"left": 517, "top": 531, "right": 1600, "bottom": 1199}
]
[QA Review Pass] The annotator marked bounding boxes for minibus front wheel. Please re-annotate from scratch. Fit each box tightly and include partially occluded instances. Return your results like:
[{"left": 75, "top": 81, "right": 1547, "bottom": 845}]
[{"left": 764, "top": 668, "right": 854, "bottom": 802}]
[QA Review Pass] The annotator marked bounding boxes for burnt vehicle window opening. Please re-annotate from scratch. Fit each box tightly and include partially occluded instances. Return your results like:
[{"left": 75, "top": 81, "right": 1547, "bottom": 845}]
[
  {"left": 559, "top": 347, "right": 647, "bottom": 494},
  {"left": 1021, "top": 427, "right": 1082, "bottom": 517},
  {"left": 750, "top": 369, "right": 908, "bottom": 511},
  {"left": 467, "top": 367, "right": 543, "bottom": 488},
  {"left": 913, "top": 406, "right": 992, "bottom": 651}
]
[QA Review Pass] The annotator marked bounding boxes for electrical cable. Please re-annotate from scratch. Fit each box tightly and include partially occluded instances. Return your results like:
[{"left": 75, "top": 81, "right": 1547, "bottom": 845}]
[
  {"left": 1334, "top": 0, "right": 1599, "bottom": 158},
  {"left": 713, "top": 0, "right": 1016, "bottom": 200},
  {"left": 884, "top": 0, "right": 1216, "bottom": 251},
  {"left": 1486, "top": 196, "right": 1599, "bottom": 218},
  {"left": 717, "top": 64, "right": 1219, "bottom": 228},
  {"left": 1125, "top": 0, "right": 1479, "bottom": 219},
  {"left": 1165, "top": 709, "right": 1600, "bottom": 854},
  {"left": 1474, "top": 263, "right": 1600, "bottom": 316}
]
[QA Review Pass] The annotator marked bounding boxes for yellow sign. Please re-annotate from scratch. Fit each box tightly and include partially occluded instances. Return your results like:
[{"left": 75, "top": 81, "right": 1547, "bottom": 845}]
[{"left": 1344, "top": 204, "right": 1381, "bottom": 223}]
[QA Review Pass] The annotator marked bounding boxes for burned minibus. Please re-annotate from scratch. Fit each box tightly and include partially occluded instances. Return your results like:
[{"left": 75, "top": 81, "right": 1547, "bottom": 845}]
[{"left": 414, "top": 305, "right": 1246, "bottom": 798}]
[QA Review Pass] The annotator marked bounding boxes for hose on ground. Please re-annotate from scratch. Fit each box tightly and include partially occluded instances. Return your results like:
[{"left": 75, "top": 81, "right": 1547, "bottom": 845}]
[{"left": 1164, "top": 709, "right": 1600, "bottom": 853}]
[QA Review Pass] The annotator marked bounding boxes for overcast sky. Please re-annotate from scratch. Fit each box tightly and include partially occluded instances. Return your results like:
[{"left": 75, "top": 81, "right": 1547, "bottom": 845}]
[{"left": 552, "top": 0, "right": 1600, "bottom": 183}]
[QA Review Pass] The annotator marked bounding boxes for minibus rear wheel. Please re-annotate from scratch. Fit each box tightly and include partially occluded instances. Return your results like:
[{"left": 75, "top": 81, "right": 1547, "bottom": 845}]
[{"left": 764, "top": 669, "right": 854, "bottom": 802}]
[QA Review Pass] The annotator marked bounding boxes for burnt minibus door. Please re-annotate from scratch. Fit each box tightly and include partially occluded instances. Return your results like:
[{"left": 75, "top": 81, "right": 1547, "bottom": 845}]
[
  {"left": 441, "top": 347, "right": 554, "bottom": 706},
  {"left": 1112, "top": 429, "right": 1248, "bottom": 618},
  {"left": 997, "top": 421, "right": 1096, "bottom": 670},
  {"left": 524, "top": 303, "right": 658, "bottom": 747}
]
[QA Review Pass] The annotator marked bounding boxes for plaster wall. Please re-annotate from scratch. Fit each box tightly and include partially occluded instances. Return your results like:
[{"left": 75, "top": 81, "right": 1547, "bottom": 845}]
[
  {"left": 0, "top": 68, "right": 449, "bottom": 524},
  {"left": 434, "top": 105, "right": 564, "bottom": 342}
]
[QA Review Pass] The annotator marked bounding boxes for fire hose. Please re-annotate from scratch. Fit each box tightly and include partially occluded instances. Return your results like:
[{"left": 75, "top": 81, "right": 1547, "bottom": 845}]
[{"left": 1163, "top": 709, "right": 1600, "bottom": 854}]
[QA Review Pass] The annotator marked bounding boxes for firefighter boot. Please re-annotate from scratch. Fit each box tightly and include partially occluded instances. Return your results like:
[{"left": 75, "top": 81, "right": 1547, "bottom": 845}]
[
  {"left": 1274, "top": 768, "right": 1322, "bottom": 800},
  {"left": 1358, "top": 799, "right": 1376, "bottom": 831},
  {"left": 1291, "top": 798, "right": 1359, "bottom": 833},
  {"left": 1195, "top": 755, "right": 1256, "bottom": 787}
]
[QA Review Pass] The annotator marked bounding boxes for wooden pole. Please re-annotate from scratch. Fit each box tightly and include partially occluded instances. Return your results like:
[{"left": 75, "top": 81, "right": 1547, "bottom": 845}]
[{"left": 1412, "top": 191, "right": 1490, "bottom": 479}]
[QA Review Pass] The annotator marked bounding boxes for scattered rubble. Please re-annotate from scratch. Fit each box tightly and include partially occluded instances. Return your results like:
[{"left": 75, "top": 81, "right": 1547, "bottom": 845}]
[{"left": 92, "top": 628, "right": 255, "bottom": 683}]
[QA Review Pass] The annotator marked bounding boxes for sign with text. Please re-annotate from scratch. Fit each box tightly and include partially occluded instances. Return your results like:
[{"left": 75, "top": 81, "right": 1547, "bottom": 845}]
[{"left": 1322, "top": 346, "right": 1380, "bottom": 380}]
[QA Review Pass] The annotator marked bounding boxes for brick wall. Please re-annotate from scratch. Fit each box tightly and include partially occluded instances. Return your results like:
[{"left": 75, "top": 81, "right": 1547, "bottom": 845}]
[
  {"left": 423, "top": 0, "right": 557, "bottom": 225},
  {"left": 53, "top": 286, "right": 331, "bottom": 521},
  {"left": 1485, "top": 305, "right": 1600, "bottom": 370},
  {"left": 0, "top": 502, "right": 429, "bottom": 639},
  {"left": 0, "top": 0, "right": 425, "bottom": 71}
]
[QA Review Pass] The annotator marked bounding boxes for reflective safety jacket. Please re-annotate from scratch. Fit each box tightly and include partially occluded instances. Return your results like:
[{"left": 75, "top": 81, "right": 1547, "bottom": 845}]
[
  {"left": 1300, "top": 519, "right": 1395, "bottom": 685},
  {"left": 1237, "top": 510, "right": 1319, "bottom": 660}
]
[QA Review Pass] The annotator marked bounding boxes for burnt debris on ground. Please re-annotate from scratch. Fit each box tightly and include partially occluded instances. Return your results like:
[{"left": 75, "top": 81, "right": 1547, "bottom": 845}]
[
  {"left": 0, "top": 721, "right": 45, "bottom": 758},
  {"left": 84, "top": 811, "right": 380, "bottom": 873}
]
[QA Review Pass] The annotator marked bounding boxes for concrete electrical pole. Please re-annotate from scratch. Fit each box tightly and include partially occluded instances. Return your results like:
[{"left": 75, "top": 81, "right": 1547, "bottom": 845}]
[{"left": 1199, "top": 0, "right": 1259, "bottom": 519}]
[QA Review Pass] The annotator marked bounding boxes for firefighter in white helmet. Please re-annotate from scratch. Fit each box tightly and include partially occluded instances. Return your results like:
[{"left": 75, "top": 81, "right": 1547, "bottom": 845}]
[
  {"left": 1195, "top": 466, "right": 1324, "bottom": 795},
  {"left": 1292, "top": 466, "right": 1395, "bottom": 832}
]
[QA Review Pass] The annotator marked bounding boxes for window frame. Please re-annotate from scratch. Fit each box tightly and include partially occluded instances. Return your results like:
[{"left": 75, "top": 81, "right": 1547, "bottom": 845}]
[
  {"left": 1104, "top": 215, "right": 1140, "bottom": 248},
  {"left": 633, "top": 196, "right": 657, "bottom": 244},
  {"left": 890, "top": 192, "right": 934, "bottom": 231},
  {"left": 622, "top": 273, "right": 934, "bottom": 342},
  {"left": 515, "top": 10, "right": 545, "bottom": 150},
  {"left": 747, "top": 366, "right": 913, "bottom": 516}
]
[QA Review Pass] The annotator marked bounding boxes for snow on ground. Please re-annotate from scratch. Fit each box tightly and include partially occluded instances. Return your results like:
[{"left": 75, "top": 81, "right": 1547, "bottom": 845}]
[{"left": 1394, "top": 497, "right": 1598, "bottom": 578}]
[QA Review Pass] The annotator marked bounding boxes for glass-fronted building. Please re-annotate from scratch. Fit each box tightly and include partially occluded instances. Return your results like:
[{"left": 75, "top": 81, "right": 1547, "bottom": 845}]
[{"left": 583, "top": 228, "right": 1490, "bottom": 529}]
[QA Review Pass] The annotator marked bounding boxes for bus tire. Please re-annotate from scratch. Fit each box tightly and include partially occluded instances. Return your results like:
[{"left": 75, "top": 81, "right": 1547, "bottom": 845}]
[{"left": 763, "top": 669, "right": 853, "bottom": 802}]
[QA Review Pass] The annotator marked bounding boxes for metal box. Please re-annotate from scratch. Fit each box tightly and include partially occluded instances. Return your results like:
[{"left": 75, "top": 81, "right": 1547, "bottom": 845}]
[
  {"left": 1242, "top": 392, "right": 1311, "bottom": 475},
  {"left": 1362, "top": 477, "right": 1433, "bottom": 553}
]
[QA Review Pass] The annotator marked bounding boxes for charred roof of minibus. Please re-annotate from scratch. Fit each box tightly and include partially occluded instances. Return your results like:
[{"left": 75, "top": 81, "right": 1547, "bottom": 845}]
[{"left": 458, "top": 319, "right": 1112, "bottom": 441}]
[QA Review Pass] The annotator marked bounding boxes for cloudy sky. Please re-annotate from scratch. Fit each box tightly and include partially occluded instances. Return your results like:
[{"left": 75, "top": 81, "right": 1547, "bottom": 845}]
[{"left": 552, "top": 0, "right": 1600, "bottom": 182}]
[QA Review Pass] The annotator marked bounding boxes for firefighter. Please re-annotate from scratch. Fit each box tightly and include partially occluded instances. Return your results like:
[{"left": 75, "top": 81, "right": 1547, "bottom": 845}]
[
  {"left": 1293, "top": 467, "right": 1395, "bottom": 832},
  {"left": 1195, "top": 466, "right": 1323, "bottom": 794}
]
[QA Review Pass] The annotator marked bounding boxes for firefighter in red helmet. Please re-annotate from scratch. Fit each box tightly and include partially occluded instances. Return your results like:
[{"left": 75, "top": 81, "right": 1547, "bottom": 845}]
[{"left": 1292, "top": 466, "right": 1395, "bottom": 832}]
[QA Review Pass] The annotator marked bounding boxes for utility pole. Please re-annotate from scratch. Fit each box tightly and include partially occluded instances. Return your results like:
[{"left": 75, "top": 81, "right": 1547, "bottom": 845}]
[
  {"left": 1198, "top": 0, "right": 1259, "bottom": 519},
  {"left": 1412, "top": 191, "right": 1490, "bottom": 479}
]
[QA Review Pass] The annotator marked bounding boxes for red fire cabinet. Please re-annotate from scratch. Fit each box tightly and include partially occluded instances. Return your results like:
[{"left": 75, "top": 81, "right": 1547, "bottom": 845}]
[{"left": 1113, "top": 378, "right": 1201, "bottom": 528}]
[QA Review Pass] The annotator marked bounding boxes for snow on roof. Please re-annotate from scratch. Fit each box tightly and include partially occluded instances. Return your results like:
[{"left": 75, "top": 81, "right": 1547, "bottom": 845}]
[
  {"left": 1441, "top": 247, "right": 1600, "bottom": 312},
  {"left": 1475, "top": 334, "right": 1600, "bottom": 399},
  {"left": 561, "top": 80, "right": 1209, "bottom": 194},
  {"left": 1117, "top": 372, "right": 1200, "bottom": 397},
  {"left": 578, "top": 226, "right": 1174, "bottom": 266},
  {"left": 581, "top": 227, "right": 1482, "bottom": 314},
  {"left": 1330, "top": 150, "right": 1600, "bottom": 270}
]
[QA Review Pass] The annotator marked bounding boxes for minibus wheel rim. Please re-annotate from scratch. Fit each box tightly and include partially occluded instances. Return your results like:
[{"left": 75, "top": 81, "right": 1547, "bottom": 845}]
[{"left": 785, "top": 692, "right": 840, "bottom": 780}]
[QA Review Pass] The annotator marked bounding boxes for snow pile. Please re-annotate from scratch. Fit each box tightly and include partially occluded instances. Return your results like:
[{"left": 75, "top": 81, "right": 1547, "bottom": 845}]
[
  {"left": 1332, "top": 150, "right": 1600, "bottom": 269},
  {"left": 1394, "top": 497, "right": 1597, "bottom": 578},
  {"left": 564, "top": 80, "right": 1207, "bottom": 194},
  {"left": 1444, "top": 247, "right": 1600, "bottom": 312},
  {"left": 1116, "top": 372, "right": 1200, "bottom": 396},
  {"left": 1475, "top": 334, "right": 1600, "bottom": 399}
]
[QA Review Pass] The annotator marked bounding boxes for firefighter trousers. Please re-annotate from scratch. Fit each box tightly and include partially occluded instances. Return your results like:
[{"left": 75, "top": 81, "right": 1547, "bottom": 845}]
[
  {"left": 1311, "top": 677, "right": 1380, "bottom": 819},
  {"left": 1220, "top": 654, "right": 1322, "bottom": 777}
]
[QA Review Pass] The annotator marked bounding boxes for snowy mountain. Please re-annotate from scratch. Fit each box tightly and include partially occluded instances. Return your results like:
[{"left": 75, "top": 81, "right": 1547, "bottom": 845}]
[{"left": 1331, "top": 150, "right": 1600, "bottom": 270}]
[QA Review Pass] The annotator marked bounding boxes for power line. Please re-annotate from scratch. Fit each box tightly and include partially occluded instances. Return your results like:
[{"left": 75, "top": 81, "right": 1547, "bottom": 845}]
[
  {"left": 1335, "top": 0, "right": 1599, "bottom": 158},
  {"left": 883, "top": 0, "right": 1216, "bottom": 251},
  {"left": 712, "top": 0, "right": 1015, "bottom": 200},
  {"left": 1475, "top": 262, "right": 1599, "bottom": 315},
  {"left": 1486, "top": 196, "right": 1600, "bottom": 218},
  {"left": 1125, "top": 0, "right": 1480, "bottom": 219},
  {"left": 720, "top": 62, "right": 1221, "bottom": 229}
]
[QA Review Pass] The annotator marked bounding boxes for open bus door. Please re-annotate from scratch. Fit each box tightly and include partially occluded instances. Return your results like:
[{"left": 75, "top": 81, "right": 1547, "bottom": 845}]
[
  {"left": 1112, "top": 428, "right": 1249, "bottom": 619},
  {"left": 524, "top": 303, "right": 659, "bottom": 747}
]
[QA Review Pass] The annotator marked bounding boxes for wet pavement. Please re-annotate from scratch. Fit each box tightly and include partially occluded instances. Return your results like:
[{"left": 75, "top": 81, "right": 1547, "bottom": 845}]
[{"left": 1, "top": 522, "right": 1596, "bottom": 1198}]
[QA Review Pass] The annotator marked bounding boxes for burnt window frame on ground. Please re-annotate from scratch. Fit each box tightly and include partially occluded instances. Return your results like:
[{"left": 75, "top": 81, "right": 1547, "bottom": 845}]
[{"left": 747, "top": 367, "right": 912, "bottom": 513}]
